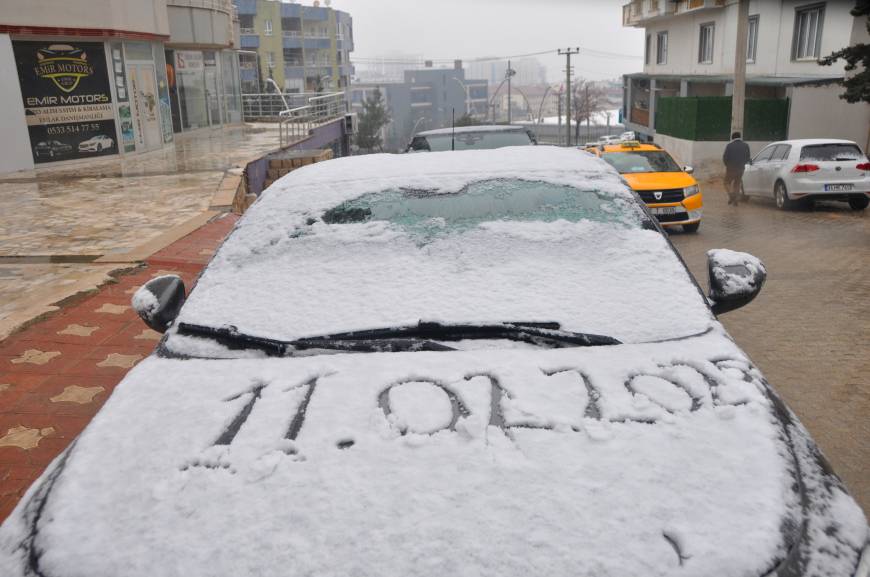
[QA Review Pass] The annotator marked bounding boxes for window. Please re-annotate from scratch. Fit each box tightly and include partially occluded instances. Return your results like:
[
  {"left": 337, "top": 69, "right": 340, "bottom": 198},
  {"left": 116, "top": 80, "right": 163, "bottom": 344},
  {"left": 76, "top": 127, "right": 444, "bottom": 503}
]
[
  {"left": 771, "top": 144, "right": 791, "bottom": 161},
  {"left": 747, "top": 15, "right": 759, "bottom": 63},
  {"left": 266, "top": 51, "right": 275, "bottom": 70},
  {"left": 792, "top": 4, "right": 824, "bottom": 60},
  {"left": 656, "top": 31, "right": 668, "bottom": 65},
  {"left": 753, "top": 145, "right": 777, "bottom": 163},
  {"left": 698, "top": 23, "right": 714, "bottom": 64},
  {"left": 264, "top": 19, "right": 273, "bottom": 36},
  {"left": 645, "top": 34, "right": 651, "bottom": 65}
]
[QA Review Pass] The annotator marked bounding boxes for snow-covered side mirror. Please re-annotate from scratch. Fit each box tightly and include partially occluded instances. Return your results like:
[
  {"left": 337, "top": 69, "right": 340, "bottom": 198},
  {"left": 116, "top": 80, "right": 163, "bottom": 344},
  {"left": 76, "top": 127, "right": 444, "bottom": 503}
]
[
  {"left": 132, "top": 275, "right": 186, "bottom": 333},
  {"left": 707, "top": 249, "right": 766, "bottom": 315},
  {"left": 683, "top": 165, "right": 694, "bottom": 174}
]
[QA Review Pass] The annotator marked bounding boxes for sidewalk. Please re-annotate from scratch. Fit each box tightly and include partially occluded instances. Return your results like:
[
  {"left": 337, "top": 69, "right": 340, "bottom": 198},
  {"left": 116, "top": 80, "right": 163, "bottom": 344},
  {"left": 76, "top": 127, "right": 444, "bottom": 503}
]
[
  {"left": 0, "top": 213, "right": 238, "bottom": 521},
  {"left": 0, "top": 124, "right": 280, "bottom": 340}
]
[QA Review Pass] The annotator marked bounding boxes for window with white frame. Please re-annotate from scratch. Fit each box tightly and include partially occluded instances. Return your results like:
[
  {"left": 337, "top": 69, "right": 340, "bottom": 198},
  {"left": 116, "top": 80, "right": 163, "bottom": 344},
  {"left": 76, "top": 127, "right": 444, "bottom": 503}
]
[
  {"left": 698, "top": 22, "right": 714, "bottom": 64},
  {"left": 264, "top": 19, "right": 273, "bottom": 36},
  {"left": 747, "top": 15, "right": 759, "bottom": 63},
  {"left": 792, "top": 4, "right": 824, "bottom": 60},
  {"left": 656, "top": 31, "right": 668, "bottom": 65},
  {"left": 267, "top": 51, "right": 275, "bottom": 70}
]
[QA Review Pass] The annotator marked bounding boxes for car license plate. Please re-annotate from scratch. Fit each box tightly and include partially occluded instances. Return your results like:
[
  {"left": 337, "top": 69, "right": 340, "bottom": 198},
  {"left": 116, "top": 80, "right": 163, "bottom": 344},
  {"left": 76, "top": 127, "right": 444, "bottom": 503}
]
[
  {"left": 824, "top": 184, "right": 853, "bottom": 192},
  {"left": 650, "top": 206, "right": 677, "bottom": 215}
]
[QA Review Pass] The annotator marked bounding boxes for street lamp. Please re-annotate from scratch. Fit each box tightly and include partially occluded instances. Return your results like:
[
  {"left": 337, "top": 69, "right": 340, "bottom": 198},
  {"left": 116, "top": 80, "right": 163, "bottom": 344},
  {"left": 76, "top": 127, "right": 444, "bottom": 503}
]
[{"left": 451, "top": 77, "right": 470, "bottom": 117}]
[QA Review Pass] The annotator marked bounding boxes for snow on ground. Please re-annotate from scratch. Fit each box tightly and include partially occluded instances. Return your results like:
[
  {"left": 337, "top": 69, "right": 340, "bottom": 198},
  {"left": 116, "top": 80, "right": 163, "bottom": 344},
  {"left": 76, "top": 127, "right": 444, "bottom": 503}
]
[
  {"left": 171, "top": 147, "right": 713, "bottom": 348},
  {"left": 2, "top": 328, "right": 864, "bottom": 577}
]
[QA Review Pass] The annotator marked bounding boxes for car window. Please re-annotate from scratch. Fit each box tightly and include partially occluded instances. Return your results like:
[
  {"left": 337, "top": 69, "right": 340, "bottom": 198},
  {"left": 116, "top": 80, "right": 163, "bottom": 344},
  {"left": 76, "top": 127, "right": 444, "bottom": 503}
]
[
  {"left": 600, "top": 150, "right": 682, "bottom": 173},
  {"left": 321, "top": 178, "right": 646, "bottom": 237},
  {"left": 772, "top": 145, "right": 791, "bottom": 161},
  {"left": 799, "top": 143, "right": 863, "bottom": 161},
  {"left": 418, "top": 131, "right": 533, "bottom": 152},
  {"left": 753, "top": 146, "right": 776, "bottom": 162}
]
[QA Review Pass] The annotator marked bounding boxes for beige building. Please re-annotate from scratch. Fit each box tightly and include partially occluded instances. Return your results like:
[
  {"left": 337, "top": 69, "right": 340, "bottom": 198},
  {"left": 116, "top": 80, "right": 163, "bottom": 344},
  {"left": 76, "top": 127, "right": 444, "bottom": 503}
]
[
  {"left": 621, "top": 0, "right": 870, "bottom": 175},
  {"left": 0, "top": 0, "right": 243, "bottom": 173}
]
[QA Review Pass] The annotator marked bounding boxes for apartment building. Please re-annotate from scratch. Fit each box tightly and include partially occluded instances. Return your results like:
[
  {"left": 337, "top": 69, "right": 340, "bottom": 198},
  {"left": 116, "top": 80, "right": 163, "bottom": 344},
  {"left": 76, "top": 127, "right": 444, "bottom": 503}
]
[
  {"left": 622, "top": 0, "right": 870, "bottom": 174},
  {"left": 0, "top": 0, "right": 243, "bottom": 173},
  {"left": 350, "top": 65, "right": 489, "bottom": 153},
  {"left": 235, "top": 0, "right": 353, "bottom": 93}
]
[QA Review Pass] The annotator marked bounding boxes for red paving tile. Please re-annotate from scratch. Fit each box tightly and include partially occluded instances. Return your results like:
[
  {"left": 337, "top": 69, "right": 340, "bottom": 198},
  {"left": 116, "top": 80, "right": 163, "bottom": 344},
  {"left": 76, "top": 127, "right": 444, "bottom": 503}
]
[{"left": 0, "top": 212, "right": 239, "bottom": 522}]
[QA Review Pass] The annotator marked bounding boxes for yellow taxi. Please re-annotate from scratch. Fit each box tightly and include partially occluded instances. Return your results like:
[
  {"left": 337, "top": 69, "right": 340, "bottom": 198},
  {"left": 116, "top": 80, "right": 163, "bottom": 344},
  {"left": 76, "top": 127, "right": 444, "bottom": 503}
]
[{"left": 588, "top": 141, "right": 702, "bottom": 232}]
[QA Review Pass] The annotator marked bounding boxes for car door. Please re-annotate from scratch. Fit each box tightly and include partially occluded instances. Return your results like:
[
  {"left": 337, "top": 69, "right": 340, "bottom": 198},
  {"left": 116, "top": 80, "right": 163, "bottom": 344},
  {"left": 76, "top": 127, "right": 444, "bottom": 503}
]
[
  {"left": 758, "top": 144, "right": 791, "bottom": 194},
  {"left": 742, "top": 145, "right": 776, "bottom": 195}
]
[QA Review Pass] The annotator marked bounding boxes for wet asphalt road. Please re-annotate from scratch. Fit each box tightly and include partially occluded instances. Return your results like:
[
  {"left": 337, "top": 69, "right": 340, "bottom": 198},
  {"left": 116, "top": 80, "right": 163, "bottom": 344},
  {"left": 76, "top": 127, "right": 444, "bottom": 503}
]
[{"left": 668, "top": 181, "right": 869, "bottom": 514}]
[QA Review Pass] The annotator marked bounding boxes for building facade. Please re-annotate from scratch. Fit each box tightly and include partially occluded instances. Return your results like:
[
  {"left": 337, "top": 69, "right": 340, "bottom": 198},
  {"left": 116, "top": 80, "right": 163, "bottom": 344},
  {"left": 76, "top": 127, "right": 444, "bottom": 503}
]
[
  {"left": 0, "top": 0, "right": 244, "bottom": 173},
  {"left": 165, "top": 0, "right": 244, "bottom": 133},
  {"left": 621, "top": 0, "right": 870, "bottom": 174},
  {"left": 235, "top": 0, "right": 353, "bottom": 93},
  {"left": 350, "top": 65, "right": 488, "bottom": 153}
]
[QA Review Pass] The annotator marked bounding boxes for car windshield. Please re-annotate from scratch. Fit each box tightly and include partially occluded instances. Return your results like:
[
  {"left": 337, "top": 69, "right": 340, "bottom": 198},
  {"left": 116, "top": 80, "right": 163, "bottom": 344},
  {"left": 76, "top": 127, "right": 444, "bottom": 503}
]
[
  {"left": 411, "top": 130, "right": 533, "bottom": 152},
  {"left": 799, "top": 143, "right": 863, "bottom": 161},
  {"left": 321, "top": 178, "right": 645, "bottom": 237},
  {"left": 601, "top": 150, "right": 682, "bottom": 173}
]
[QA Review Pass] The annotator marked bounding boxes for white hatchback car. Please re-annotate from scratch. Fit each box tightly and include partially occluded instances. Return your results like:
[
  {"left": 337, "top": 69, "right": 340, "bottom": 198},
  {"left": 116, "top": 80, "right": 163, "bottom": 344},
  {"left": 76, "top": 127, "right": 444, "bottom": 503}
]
[{"left": 741, "top": 139, "right": 870, "bottom": 210}]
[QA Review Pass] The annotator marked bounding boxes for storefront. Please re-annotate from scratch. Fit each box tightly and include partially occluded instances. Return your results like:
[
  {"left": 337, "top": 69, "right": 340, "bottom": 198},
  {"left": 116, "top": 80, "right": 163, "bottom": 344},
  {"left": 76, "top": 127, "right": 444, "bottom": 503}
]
[
  {"left": 8, "top": 37, "right": 173, "bottom": 166},
  {"left": 165, "top": 48, "right": 242, "bottom": 133}
]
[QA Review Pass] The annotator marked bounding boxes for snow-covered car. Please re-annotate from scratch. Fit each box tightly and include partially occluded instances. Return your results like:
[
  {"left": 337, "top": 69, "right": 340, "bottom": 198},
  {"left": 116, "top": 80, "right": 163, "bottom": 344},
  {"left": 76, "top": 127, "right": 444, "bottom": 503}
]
[
  {"left": 741, "top": 139, "right": 870, "bottom": 210},
  {"left": 77, "top": 134, "right": 115, "bottom": 153},
  {"left": 407, "top": 125, "right": 537, "bottom": 152},
  {"left": 1, "top": 148, "right": 867, "bottom": 577}
]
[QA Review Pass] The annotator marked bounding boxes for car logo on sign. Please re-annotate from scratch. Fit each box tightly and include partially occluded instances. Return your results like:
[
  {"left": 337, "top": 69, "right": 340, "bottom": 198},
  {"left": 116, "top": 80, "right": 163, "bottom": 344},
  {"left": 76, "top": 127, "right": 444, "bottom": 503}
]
[{"left": 654, "top": 191, "right": 663, "bottom": 200}]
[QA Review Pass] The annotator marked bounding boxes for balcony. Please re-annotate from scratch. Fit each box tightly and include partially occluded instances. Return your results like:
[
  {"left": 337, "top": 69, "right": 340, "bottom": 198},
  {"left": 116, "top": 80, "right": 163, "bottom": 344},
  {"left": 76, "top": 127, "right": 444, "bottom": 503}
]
[{"left": 624, "top": 0, "right": 724, "bottom": 27}]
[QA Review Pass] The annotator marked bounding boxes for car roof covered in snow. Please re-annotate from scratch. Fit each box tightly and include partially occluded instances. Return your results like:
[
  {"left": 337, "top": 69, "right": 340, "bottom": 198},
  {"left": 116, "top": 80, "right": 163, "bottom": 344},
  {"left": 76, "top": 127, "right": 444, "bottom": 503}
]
[{"left": 416, "top": 124, "right": 530, "bottom": 136}]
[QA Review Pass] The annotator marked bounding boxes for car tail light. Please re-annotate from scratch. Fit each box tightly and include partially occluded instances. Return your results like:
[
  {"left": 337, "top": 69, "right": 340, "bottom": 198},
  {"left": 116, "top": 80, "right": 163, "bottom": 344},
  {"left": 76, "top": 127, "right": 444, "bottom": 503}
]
[
  {"left": 792, "top": 164, "right": 820, "bottom": 173},
  {"left": 857, "top": 162, "right": 870, "bottom": 171}
]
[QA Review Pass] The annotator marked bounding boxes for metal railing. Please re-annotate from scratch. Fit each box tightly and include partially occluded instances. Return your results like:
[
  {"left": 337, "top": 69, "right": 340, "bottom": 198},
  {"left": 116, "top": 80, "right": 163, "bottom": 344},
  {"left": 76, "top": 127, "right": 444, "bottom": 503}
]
[
  {"left": 242, "top": 92, "right": 327, "bottom": 120},
  {"left": 279, "top": 92, "right": 347, "bottom": 147}
]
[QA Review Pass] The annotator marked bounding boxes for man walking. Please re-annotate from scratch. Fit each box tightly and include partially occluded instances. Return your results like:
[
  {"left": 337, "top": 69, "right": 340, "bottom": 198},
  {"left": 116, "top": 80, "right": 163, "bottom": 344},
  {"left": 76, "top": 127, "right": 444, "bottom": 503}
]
[{"left": 722, "top": 131, "right": 751, "bottom": 205}]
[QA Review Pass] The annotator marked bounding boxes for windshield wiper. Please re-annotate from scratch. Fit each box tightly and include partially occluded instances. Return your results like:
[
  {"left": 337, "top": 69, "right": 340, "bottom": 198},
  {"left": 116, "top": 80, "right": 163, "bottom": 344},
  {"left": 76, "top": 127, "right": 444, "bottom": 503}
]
[
  {"left": 175, "top": 321, "right": 620, "bottom": 357},
  {"left": 175, "top": 322, "right": 456, "bottom": 356}
]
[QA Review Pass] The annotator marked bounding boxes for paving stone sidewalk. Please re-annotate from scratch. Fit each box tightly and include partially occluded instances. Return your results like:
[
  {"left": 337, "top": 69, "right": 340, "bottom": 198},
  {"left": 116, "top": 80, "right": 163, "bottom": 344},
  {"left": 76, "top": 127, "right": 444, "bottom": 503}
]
[{"left": 0, "top": 213, "right": 238, "bottom": 521}]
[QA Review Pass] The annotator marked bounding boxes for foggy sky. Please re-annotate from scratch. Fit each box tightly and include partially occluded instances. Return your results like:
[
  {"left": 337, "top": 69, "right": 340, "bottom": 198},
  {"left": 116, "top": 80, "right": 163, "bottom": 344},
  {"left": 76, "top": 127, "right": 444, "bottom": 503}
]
[{"left": 331, "top": 0, "right": 645, "bottom": 82}]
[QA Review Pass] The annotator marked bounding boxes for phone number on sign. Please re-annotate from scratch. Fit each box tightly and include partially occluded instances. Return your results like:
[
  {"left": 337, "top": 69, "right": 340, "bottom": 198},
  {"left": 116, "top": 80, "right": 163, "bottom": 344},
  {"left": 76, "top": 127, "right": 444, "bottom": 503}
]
[{"left": 45, "top": 123, "right": 103, "bottom": 136}]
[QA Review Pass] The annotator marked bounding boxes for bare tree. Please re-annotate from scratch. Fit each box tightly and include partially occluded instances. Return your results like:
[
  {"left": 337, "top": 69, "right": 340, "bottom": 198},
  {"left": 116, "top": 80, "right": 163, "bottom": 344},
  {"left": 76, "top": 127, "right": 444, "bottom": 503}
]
[{"left": 571, "top": 79, "right": 606, "bottom": 144}]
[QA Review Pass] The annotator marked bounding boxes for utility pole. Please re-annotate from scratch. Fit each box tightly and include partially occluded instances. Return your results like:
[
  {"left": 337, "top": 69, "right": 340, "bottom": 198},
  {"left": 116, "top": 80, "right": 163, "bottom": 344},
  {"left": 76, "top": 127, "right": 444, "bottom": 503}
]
[
  {"left": 731, "top": 0, "right": 750, "bottom": 136},
  {"left": 558, "top": 48, "right": 579, "bottom": 146},
  {"left": 585, "top": 84, "right": 590, "bottom": 144},
  {"left": 506, "top": 60, "right": 516, "bottom": 124}
]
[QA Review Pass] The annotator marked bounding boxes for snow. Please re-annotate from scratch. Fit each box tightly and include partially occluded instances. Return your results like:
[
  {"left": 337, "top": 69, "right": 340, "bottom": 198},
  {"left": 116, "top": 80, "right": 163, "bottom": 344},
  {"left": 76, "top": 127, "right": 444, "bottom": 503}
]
[
  {"left": 131, "top": 283, "right": 160, "bottom": 321},
  {"left": 169, "top": 147, "right": 714, "bottom": 351},
  {"left": 417, "top": 125, "right": 529, "bottom": 136},
  {"left": 708, "top": 248, "right": 766, "bottom": 296},
  {"left": 2, "top": 328, "right": 866, "bottom": 577},
  {"left": 519, "top": 109, "right": 621, "bottom": 127}
]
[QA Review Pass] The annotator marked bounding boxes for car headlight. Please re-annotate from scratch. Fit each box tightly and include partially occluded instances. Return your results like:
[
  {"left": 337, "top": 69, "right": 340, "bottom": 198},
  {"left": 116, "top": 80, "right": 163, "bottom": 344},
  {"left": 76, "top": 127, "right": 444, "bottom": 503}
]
[{"left": 683, "top": 185, "right": 699, "bottom": 197}]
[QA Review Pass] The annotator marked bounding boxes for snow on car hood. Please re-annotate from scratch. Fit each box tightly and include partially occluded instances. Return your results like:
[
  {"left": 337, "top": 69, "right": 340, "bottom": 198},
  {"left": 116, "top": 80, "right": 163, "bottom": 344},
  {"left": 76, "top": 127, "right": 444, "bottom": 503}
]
[
  {"left": 173, "top": 147, "right": 714, "bottom": 345},
  {"left": 1, "top": 329, "right": 866, "bottom": 577}
]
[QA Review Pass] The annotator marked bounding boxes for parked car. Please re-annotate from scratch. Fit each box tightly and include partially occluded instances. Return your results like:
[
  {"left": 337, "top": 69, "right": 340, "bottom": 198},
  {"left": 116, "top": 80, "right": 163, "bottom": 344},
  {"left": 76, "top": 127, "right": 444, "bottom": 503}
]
[
  {"left": 588, "top": 141, "right": 703, "bottom": 232},
  {"left": 742, "top": 139, "right": 870, "bottom": 210},
  {"left": 620, "top": 131, "right": 636, "bottom": 141},
  {"left": 33, "top": 140, "right": 72, "bottom": 159},
  {"left": 407, "top": 125, "right": 537, "bottom": 152},
  {"left": 78, "top": 134, "right": 115, "bottom": 153},
  {"left": 0, "top": 148, "right": 866, "bottom": 577}
]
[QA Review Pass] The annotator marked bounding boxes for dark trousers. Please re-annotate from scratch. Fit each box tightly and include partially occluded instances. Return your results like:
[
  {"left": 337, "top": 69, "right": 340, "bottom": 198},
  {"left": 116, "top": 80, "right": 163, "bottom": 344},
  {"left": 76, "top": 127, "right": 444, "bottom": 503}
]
[{"left": 724, "top": 168, "right": 743, "bottom": 204}]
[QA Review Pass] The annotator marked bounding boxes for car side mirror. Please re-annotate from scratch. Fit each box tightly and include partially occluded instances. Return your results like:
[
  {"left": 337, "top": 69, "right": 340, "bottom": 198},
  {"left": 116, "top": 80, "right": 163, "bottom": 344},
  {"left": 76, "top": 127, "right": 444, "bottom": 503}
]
[
  {"left": 683, "top": 165, "right": 694, "bottom": 174},
  {"left": 132, "top": 275, "right": 186, "bottom": 332},
  {"left": 707, "top": 249, "right": 766, "bottom": 315}
]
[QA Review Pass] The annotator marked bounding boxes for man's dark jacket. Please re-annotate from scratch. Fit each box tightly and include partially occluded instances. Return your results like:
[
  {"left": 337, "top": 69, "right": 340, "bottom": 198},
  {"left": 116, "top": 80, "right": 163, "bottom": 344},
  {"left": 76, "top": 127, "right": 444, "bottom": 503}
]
[{"left": 723, "top": 139, "right": 751, "bottom": 174}]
